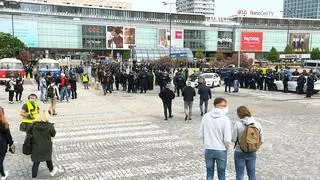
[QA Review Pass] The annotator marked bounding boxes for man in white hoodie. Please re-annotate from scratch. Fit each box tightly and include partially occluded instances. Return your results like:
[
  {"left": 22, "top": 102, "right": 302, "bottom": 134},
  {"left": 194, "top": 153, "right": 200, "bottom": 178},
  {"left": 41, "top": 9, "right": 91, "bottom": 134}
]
[{"left": 199, "top": 97, "right": 232, "bottom": 180}]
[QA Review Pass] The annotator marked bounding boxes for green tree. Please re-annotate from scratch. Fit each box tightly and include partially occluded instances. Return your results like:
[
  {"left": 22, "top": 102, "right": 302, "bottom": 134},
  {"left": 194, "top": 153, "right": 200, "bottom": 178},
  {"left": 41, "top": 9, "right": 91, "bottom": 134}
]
[
  {"left": 283, "top": 44, "right": 294, "bottom": 54},
  {"left": 195, "top": 48, "right": 205, "bottom": 60},
  {"left": 267, "top": 47, "right": 280, "bottom": 62},
  {"left": 0, "top": 32, "right": 27, "bottom": 59},
  {"left": 310, "top": 48, "right": 320, "bottom": 59},
  {"left": 122, "top": 51, "right": 130, "bottom": 60},
  {"left": 212, "top": 52, "right": 223, "bottom": 61}
]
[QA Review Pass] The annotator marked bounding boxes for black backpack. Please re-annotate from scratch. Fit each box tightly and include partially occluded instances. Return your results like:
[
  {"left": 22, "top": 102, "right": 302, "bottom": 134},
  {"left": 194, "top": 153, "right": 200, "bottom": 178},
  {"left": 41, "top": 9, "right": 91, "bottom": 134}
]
[
  {"left": 47, "top": 85, "right": 54, "bottom": 98},
  {"left": 5, "top": 81, "right": 11, "bottom": 92}
]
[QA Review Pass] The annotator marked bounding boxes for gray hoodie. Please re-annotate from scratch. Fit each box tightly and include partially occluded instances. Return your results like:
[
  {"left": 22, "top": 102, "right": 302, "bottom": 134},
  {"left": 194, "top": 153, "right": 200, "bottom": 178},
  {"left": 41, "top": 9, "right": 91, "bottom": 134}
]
[
  {"left": 199, "top": 108, "right": 232, "bottom": 151},
  {"left": 232, "top": 117, "right": 264, "bottom": 152}
]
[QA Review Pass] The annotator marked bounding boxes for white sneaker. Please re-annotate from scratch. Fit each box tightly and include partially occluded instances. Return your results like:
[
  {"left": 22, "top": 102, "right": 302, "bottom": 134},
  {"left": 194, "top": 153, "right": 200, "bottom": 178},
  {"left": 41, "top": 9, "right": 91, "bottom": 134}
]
[
  {"left": 1, "top": 170, "right": 9, "bottom": 180},
  {"left": 49, "top": 168, "right": 58, "bottom": 177}
]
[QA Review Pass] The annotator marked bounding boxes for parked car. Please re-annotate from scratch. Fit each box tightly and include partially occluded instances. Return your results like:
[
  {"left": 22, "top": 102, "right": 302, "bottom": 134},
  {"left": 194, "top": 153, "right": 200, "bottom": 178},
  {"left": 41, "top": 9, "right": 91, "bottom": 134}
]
[
  {"left": 199, "top": 73, "right": 221, "bottom": 88},
  {"left": 274, "top": 76, "right": 320, "bottom": 94}
]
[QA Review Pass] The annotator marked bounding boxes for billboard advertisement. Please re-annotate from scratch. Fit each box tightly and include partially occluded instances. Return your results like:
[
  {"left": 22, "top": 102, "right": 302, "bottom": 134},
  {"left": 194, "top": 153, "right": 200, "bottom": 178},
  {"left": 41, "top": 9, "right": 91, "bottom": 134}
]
[
  {"left": 290, "top": 33, "right": 310, "bottom": 52},
  {"left": 82, "top": 25, "right": 106, "bottom": 49},
  {"left": 107, "top": 26, "right": 123, "bottom": 49},
  {"left": 123, "top": 27, "right": 136, "bottom": 48},
  {"left": 241, "top": 32, "right": 263, "bottom": 52},
  {"left": 158, "top": 29, "right": 184, "bottom": 48},
  {"left": 218, "top": 31, "right": 233, "bottom": 51},
  {"left": 0, "top": 18, "right": 38, "bottom": 47}
]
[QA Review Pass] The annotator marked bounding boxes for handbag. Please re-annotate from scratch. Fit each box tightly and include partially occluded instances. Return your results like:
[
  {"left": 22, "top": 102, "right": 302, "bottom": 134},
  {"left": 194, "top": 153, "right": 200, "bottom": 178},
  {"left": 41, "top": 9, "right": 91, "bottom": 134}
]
[{"left": 22, "top": 133, "right": 32, "bottom": 155}]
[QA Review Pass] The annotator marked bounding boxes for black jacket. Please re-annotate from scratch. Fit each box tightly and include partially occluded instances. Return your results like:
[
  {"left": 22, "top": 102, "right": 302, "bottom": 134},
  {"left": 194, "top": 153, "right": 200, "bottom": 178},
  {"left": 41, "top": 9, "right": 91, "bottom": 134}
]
[
  {"left": 159, "top": 88, "right": 175, "bottom": 104},
  {"left": 0, "top": 124, "right": 13, "bottom": 155},
  {"left": 29, "top": 122, "right": 56, "bottom": 162},
  {"left": 182, "top": 86, "right": 196, "bottom": 101},
  {"left": 198, "top": 84, "right": 212, "bottom": 100}
]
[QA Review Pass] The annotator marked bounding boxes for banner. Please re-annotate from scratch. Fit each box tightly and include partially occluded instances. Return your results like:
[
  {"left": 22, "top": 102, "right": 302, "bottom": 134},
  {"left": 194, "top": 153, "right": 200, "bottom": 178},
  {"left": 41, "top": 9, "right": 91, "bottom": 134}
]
[
  {"left": 241, "top": 32, "right": 263, "bottom": 52},
  {"left": 0, "top": 18, "right": 38, "bottom": 47},
  {"left": 82, "top": 25, "right": 106, "bottom": 49},
  {"left": 123, "top": 27, "right": 136, "bottom": 48},
  {"left": 158, "top": 29, "right": 184, "bottom": 48},
  {"left": 290, "top": 33, "right": 310, "bottom": 52},
  {"left": 107, "top": 26, "right": 124, "bottom": 49}
]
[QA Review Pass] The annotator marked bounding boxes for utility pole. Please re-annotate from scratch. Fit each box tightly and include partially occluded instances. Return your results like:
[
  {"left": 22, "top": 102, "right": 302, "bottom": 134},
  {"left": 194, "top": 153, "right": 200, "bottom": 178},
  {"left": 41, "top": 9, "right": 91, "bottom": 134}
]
[{"left": 163, "top": 1, "right": 175, "bottom": 60}]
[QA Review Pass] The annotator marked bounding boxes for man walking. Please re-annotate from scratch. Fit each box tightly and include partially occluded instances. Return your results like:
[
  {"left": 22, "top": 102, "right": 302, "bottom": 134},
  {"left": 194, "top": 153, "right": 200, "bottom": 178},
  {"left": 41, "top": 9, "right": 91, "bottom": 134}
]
[
  {"left": 159, "top": 85, "right": 175, "bottom": 120},
  {"left": 198, "top": 81, "right": 212, "bottom": 116},
  {"left": 199, "top": 97, "right": 232, "bottom": 180},
  {"left": 182, "top": 82, "right": 196, "bottom": 121}
]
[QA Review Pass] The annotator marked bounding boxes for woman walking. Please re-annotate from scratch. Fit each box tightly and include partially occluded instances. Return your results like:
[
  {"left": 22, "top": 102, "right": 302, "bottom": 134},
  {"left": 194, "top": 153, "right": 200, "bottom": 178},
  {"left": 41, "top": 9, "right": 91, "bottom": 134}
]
[
  {"left": 28, "top": 111, "right": 57, "bottom": 179},
  {"left": 15, "top": 75, "right": 24, "bottom": 103},
  {"left": 232, "top": 106, "right": 264, "bottom": 180},
  {"left": 0, "top": 106, "right": 15, "bottom": 180}
]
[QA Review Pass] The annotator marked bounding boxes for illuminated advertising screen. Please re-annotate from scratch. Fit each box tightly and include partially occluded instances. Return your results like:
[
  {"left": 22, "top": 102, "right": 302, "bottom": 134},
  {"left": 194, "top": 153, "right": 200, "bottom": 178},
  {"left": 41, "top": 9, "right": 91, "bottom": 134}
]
[
  {"left": 82, "top": 25, "right": 106, "bottom": 49},
  {"left": 241, "top": 32, "right": 263, "bottom": 52},
  {"left": 290, "top": 33, "right": 310, "bottom": 52}
]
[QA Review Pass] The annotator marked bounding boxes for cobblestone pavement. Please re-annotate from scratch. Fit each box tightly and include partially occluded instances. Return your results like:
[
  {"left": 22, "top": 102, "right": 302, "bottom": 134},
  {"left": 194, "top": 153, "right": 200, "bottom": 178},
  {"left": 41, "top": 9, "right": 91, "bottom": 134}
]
[{"left": 0, "top": 80, "right": 319, "bottom": 180}]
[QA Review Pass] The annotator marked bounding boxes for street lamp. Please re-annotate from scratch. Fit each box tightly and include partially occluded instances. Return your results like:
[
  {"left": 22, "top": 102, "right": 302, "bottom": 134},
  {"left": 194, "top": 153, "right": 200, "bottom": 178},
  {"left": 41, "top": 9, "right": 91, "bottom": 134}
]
[
  {"left": 283, "top": 9, "right": 302, "bottom": 45},
  {"left": 237, "top": 17, "right": 243, "bottom": 68},
  {"left": 163, "top": 1, "right": 175, "bottom": 60}
]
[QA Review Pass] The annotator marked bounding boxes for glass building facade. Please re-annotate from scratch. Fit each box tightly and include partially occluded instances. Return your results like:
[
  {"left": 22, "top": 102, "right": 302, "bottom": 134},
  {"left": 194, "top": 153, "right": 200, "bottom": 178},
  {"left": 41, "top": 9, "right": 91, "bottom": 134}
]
[
  {"left": 2, "top": 1, "right": 320, "bottom": 61},
  {"left": 283, "top": 0, "right": 320, "bottom": 19}
]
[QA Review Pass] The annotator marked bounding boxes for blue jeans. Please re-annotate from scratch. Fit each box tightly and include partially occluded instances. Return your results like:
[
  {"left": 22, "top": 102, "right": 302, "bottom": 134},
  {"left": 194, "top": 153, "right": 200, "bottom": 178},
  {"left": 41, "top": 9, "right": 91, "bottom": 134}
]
[
  {"left": 234, "top": 80, "right": 239, "bottom": 92},
  {"left": 234, "top": 151, "right": 256, "bottom": 180},
  {"left": 200, "top": 99, "right": 209, "bottom": 114},
  {"left": 205, "top": 149, "right": 227, "bottom": 180},
  {"left": 40, "top": 87, "right": 47, "bottom": 101},
  {"left": 60, "top": 87, "right": 69, "bottom": 102}
]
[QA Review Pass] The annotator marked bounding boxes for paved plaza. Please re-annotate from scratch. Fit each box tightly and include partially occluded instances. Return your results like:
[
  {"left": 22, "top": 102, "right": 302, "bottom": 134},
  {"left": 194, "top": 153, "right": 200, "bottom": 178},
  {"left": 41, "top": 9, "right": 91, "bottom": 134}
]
[{"left": 0, "top": 81, "right": 319, "bottom": 180}]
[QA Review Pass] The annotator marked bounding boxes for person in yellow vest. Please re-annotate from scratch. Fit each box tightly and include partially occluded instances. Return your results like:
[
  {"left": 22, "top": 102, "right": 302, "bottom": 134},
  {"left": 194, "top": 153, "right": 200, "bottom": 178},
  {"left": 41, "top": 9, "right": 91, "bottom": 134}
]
[
  {"left": 19, "top": 94, "right": 40, "bottom": 132},
  {"left": 82, "top": 73, "right": 89, "bottom": 89}
]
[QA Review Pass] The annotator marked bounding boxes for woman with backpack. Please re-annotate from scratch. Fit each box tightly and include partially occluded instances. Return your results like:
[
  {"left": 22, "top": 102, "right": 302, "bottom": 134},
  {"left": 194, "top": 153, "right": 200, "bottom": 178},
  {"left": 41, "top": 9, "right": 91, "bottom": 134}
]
[
  {"left": 47, "top": 78, "right": 60, "bottom": 116},
  {"left": 0, "top": 106, "right": 15, "bottom": 180},
  {"left": 28, "top": 110, "right": 57, "bottom": 179},
  {"left": 232, "top": 106, "right": 264, "bottom": 180}
]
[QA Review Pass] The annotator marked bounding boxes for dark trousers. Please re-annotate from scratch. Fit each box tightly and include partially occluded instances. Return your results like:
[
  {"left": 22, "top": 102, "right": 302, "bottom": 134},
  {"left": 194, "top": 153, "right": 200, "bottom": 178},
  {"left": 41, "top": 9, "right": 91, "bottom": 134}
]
[
  {"left": 283, "top": 83, "right": 288, "bottom": 93},
  {"left": 225, "top": 84, "right": 231, "bottom": 93},
  {"left": 0, "top": 154, "right": 5, "bottom": 177},
  {"left": 306, "top": 88, "right": 313, "bottom": 97},
  {"left": 163, "top": 102, "right": 172, "bottom": 119},
  {"left": 176, "top": 86, "right": 183, "bottom": 96},
  {"left": 32, "top": 160, "right": 53, "bottom": 178},
  {"left": 128, "top": 83, "right": 134, "bottom": 93},
  {"left": 115, "top": 81, "right": 119, "bottom": 90},
  {"left": 8, "top": 90, "right": 14, "bottom": 102},
  {"left": 122, "top": 83, "right": 127, "bottom": 91},
  {"left": 15, "top": 91, "right": 22, "bottom": 101},
  {"left": 71, "top": 83, "right": 77, "bottom": 99}
]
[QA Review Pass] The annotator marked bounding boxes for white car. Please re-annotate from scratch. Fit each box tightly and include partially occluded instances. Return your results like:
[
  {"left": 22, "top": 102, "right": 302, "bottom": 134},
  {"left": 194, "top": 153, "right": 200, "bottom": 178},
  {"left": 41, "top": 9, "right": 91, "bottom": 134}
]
[
  {"left": 199, "top": 73, "right": 221, "bottom": 88},
  {"left": 274, "top": 76, "right": 320, "bottom": 94}
]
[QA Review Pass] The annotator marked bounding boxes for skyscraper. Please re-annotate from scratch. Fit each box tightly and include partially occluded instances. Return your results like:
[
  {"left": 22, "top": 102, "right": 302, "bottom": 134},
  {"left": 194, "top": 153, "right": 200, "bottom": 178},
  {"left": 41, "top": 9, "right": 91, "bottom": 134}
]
[
  {"left": 176, "top": 0, "right": 215, "bottom": 17},
  {"left": 283, "top": 0, "right": 320, "bottom": 19}
]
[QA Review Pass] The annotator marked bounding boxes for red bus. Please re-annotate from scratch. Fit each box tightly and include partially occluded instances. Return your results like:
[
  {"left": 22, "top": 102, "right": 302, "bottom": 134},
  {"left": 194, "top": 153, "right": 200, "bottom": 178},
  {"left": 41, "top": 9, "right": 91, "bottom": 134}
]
[{"left": 0, "top": 58, "right": 25, "bottom": 81}]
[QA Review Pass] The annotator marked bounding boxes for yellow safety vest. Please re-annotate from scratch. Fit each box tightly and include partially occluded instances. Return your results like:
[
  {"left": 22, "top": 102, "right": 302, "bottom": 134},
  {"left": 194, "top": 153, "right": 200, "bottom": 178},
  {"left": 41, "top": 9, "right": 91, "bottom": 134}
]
[
  {"left": 82, "top": 75, "right": 89, "bottom": 82},
  {"left": 22, "top": 101, "right": 39, "bottom": 123}
]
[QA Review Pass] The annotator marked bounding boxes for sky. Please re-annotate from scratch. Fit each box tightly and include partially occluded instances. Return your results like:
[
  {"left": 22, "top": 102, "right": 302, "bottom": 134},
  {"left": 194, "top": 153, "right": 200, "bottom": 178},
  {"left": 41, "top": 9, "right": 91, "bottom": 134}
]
[{"left": 130, "top": 0, "right": 284, "bottom": 17}]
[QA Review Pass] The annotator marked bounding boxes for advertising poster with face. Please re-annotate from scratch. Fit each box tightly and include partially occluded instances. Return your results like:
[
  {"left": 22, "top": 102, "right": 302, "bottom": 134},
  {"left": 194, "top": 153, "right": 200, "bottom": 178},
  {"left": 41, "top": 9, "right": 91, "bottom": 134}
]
[
  {"left": 123, "top": 27, "right": 136, "bottom": 48},
  {"left": 290, "top": 33, "right": 310, "bottom": 52},
  {"left": 107, "top": 26, "right": 124, "bottom": 49},
  {"left": 159, "top": 29, "right": 170, "bottom": 48}
]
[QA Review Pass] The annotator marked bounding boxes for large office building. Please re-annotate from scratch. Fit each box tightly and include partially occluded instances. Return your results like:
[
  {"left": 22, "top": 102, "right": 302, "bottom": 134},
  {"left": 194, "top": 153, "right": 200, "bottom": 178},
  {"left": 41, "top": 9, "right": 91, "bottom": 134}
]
[
  {"left": 1, "top": 0, "right": 320, "bottom": 62},
  {"left": 24, "top": 0, "right": 132, "bottom": 9},
  {"left": 283, "top": 0, "right": 320, "bottom": 19},
  {"left": 176, "top": 0, "right": 215, "bottom": 17}
]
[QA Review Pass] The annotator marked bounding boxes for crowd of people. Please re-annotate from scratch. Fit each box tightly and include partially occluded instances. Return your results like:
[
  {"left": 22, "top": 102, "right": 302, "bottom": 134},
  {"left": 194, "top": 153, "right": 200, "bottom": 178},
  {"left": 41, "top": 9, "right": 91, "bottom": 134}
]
[
  {"left": 221, "top": 67, "right": 318, "bottom": 98},
  {"left": 2, "top": 60, "right": 319, "bottom": 180}
]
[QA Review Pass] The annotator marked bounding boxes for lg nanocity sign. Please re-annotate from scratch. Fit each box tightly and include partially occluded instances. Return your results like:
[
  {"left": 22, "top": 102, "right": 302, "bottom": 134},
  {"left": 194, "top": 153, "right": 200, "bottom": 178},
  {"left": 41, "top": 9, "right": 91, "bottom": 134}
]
[{"left": 236, "top": 9, "right": 275, "bottom": 17}]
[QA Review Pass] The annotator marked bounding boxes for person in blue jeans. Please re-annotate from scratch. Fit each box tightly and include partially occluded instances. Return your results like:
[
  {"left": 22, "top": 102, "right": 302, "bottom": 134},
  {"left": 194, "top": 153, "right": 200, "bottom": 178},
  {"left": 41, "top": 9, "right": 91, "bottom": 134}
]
[
  {"left": 198, "top": 81, "right": 212, "bottom": 116},
  {"left": 200, "top": 97, "right": 232, "bottom": 180},
  {"left": 232, "top": 106, "right": 264, "bottom": 180}
]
